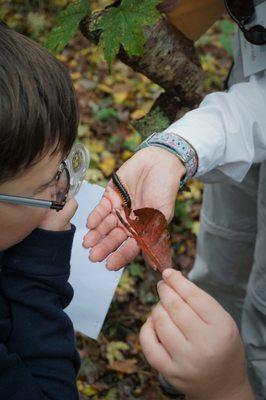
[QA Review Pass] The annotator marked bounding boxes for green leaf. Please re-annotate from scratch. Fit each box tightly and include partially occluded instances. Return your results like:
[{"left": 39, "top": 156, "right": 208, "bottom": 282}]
[
  {"left": 106, "top": 388, "right": 119, "bottom": 400},
  {"left": 133, "top": 107, "right": 170, "bottom": 140},
  {"left": 124, "top": 131, "right": 142, "bottom": 151},
  {"left": 128, "top": 262, "right": 144, "bottom": 279},
  {"left": 46, "top": 0, "right": 90, "bottom": 52},
  {"left": 96, "top": 0, "right": 161, "bottom": 66},
  {"left": 219, "top": 20, "right": 235, "bottom": 55},
  {"left": 174, "top": 201, "right": 189, "bottom": 222},
  {"left": 220, "top": 20, "right": 235, "bottom": 35},
  {"left": 96, "top": 107, "right": 118, "bottom": 121},
  {"left": 106, "top": 341, "right": 129, "bottom": 364}
]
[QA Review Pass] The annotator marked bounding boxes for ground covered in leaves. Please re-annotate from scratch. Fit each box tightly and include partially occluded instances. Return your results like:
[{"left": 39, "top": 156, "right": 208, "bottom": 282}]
[{"left": 2, "top": 1, "right": 234, "bottom": 398}]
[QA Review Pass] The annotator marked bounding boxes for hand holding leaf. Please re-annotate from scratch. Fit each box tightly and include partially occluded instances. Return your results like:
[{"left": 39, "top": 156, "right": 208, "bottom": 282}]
[{"left": 84, "top": 147, "right": 185, "bottom": 270}]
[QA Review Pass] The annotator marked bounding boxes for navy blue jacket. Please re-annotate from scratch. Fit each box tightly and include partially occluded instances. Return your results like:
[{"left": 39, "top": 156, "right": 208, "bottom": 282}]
[{"left": 0, "top": 226, "right": 80, "bottom": 399}]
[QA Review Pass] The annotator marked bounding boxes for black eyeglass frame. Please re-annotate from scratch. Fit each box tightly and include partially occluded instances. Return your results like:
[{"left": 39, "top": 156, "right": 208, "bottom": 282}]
[
  {"left": 0, "top": 162, "right": 70, "bottom": 212},
  {"left": 224, "top": 0, "right": 266, "bottom": 45}
]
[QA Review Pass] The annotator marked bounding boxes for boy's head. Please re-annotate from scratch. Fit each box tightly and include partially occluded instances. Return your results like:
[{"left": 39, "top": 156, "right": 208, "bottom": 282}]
[{"left": 0, "top": 23, "right": 79, "bottom": 250}]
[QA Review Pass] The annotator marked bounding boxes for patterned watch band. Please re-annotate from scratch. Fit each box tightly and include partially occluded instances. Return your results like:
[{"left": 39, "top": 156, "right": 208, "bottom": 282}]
[{"left": 136, "top": 131, "right": 198, "bottom": 188}]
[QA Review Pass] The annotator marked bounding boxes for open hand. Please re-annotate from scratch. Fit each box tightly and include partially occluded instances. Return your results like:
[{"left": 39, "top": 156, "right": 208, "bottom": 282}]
[{"left": 83, "top": 147, "right": 185, "bottom": 270}]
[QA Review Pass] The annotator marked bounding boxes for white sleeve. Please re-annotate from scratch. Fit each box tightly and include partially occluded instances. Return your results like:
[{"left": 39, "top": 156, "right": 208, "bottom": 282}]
[{"left": 164, "top": 70, "right": 266, "bottom": 183}]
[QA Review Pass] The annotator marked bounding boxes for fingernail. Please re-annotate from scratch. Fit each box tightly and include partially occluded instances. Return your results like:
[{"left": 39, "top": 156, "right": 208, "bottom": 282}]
[
  {"left": 162, "top": 268, "right": 173, "bottom": 279},
  {"left": 105, "top": 262, "right": 113, "bottom": 271},
  {"left": 157, "top": 280, "right": 163, "bottom": 289}
]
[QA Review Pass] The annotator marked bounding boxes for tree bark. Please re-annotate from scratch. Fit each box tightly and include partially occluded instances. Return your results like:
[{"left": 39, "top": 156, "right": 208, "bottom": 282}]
[{"left": 79, "top": 3, "right": 204, "bottom": 130}]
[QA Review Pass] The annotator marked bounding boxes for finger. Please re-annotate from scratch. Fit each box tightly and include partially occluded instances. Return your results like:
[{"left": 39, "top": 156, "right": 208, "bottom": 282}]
[
  {"left": 106, "top": 237, "right": 140, "bottom": 270},
  {"left": 87, "top": 184, "right": 122, "bottom": 230},
  {"left": 140, "top": 317, "right": 175, "bottom": 376},
  {"left": 58, "top": 198, "right": 78, "bottom": 223},
  {"left": 89, "top": 227, "right": 128, "bottom": 262},
  {"left": 157, "top": 280, "right": 205, "bottom": 340},
  {"left": 83, "top": 229, "right": 102, "bottom": 249},
  {"left": 151, "top": 303, "right": 188, "bottom": 359},
  {"left": 86, "top": 196, "right": 112, "bottom": 230},
  {"left": 162, "top": 269, "right": 227, "bottom": 324},
  {"left": 83, "top": 212, "right": 118, "bottom": 248}
]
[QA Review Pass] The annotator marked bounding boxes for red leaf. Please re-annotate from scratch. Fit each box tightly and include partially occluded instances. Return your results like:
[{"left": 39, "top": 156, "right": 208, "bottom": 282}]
[{"left": 116, "top": 207, "right": 173, "bottom": 273}]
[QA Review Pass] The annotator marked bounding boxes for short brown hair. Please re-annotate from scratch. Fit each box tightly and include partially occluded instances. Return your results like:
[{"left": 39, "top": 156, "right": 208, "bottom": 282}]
[{"left": 0, "top": 22, "right": 79, "bottom": 183}]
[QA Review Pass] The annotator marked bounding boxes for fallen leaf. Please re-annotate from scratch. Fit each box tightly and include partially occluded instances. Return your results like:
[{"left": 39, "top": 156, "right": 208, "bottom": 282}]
[
  {"left": 106, "top": 341, "right": 130, "bottom": 364},
  {"left": 116, "top": 207, "right": 173, "bottom": 273},
  {"left": 99, "top": 154, "right": 116, "bottom": 176},
  {"left": 108, "top": 359, "right": 137, "bottom": 374},
  {"left": 131, "top": 109, "right": 146, "bottom": 120}
]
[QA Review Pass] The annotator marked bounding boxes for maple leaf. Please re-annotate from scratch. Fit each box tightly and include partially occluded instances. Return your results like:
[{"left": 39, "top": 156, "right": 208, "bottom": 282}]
[
  {"left": 116, "top": 207, "right": 173, "bottom": 273},
  {"left": 96, "top": 0, "right": 161, "bottom": 66},
  {"left": 46, "top": 0, "right": 90, "bottom": 52}
]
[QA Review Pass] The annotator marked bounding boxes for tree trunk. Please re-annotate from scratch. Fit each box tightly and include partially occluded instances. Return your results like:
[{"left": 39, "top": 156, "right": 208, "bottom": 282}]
[{"left": 79, "top": 3, "right": 204, "bottom": 133}]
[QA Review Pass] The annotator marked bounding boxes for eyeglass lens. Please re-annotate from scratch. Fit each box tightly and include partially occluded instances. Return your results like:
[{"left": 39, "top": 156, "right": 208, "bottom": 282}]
[
  {"left": 55, "top": 166, "right": 70, "bottom": 204},
  {"left": 244, "top": 25, "right": 266, "bottom": 45}
]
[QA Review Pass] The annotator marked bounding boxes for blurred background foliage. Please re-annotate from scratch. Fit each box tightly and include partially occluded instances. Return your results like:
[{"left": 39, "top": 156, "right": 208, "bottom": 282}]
[{"left": 0, "top": 1, "right": 235, "bottom": 398}]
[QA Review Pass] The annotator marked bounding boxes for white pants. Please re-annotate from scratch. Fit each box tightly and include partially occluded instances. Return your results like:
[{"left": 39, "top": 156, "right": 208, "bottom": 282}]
[{"left": 190, "top": 163, "right": 266, "bottom": 399}]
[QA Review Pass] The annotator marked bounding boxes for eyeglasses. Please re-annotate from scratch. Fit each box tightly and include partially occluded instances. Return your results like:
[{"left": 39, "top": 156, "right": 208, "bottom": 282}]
[
  {"left": 224, "top": 0, "right": 266, "bottom": 45},
  {"left": 0, "top": 143, "right": 90, "bottom": 212}
]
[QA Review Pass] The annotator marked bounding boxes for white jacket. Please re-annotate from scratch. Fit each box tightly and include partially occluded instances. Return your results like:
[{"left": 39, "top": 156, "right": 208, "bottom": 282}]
[{"left": 165, "top": 3, "right": 266, "bottom": 183}]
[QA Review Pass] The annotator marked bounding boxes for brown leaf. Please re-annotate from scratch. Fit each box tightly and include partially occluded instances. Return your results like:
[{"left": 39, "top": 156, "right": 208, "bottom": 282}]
[
  {"left": 116, "top": 207, "right": 173, "bottom": 273},
  {"left": 108, "top": 359, "right": 137, "bottom": 374}
]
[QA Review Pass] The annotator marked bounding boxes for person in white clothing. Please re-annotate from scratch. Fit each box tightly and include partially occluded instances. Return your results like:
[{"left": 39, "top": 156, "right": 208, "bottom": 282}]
[{"left": 83, "top": 0, "right": 266, "bottom": 398}]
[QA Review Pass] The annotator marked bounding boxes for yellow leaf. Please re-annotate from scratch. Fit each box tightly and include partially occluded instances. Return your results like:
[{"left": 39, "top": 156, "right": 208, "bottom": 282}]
[
  {"left": 80, "top": 48, "right": 90, "bottom": 56},
  {"left": 113, "top": 91, "right": 128, "bottom": 104},
  {"left": 191, "top": 221, "right": 200, "bottom": 236},
  {"left": 106, "top": 341, "right": 130, "bottom": 364},
  {"left": 178, "top": 244, "right": 186, "bottom": 254},
  {"left": 121, "top": 150, "right": 133, "bottom": 161},
  {"left": 82, "top": 385, "right": 99, "bottom": 396},
  {"left": 98, "top": 83, "right": 112, "bottom": 94},
  {"left": 70, "top": 71, "right": 81, "bottom": 80},
  {"left": 131, "top": 109, "right": 146, "bottom": 120},
  {"left": 77, "top": 381, "right": 99, "bottom": 397},
  {"left": 99, "top": 156, "right": 116, "bottom": 176},
  {"left": 86, "top": 168, "right": 104, "bottom": 183},
  {"left": 84, "top": 139, "right": 105, "bottom": 154},
  {"left": 56, "top": 54, "right": 68, "bottom": 62},
  {"left": 69, "top": 59, "right": 77, "bottom": 68},
  {"left": 116, "top": 271, "right": 135, "bottom": 302},
  {"left": 141, "top": 100, "right": 153, "bottom": 113}
]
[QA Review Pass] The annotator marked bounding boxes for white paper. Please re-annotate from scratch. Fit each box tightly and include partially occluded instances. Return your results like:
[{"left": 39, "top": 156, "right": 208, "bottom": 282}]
[{"left": 65, "top": 181, "right": 123, "bottom": 339}]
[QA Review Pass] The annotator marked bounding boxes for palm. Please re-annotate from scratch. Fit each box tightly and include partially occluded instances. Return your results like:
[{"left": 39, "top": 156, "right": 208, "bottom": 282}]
[{"left": 83, "top": 147, "right": 183, "bottom": 270}]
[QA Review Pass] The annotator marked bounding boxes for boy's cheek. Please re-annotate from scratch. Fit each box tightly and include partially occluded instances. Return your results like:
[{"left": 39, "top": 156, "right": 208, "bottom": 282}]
[{"left": 0, "top": 204, "right": 48, "bottom": 250}]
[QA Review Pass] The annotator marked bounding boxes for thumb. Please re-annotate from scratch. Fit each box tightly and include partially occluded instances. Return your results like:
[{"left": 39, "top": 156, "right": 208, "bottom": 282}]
[
  {"left": 39, "top": 198, "right": 78, "bottom": 231},
  {"left": 58, "top": 198, "right": 79, "bottom": 222}
]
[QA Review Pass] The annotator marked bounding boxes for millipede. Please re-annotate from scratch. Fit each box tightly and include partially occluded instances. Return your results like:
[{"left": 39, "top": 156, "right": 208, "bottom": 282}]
[{"left": 111, "top": 172, "right": 132, "bottom": 209}]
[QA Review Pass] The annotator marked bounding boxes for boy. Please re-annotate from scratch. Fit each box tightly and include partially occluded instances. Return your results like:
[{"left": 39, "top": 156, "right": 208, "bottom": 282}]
[{"left": 0, "top": 22, "right": 80, "bottom": 399}]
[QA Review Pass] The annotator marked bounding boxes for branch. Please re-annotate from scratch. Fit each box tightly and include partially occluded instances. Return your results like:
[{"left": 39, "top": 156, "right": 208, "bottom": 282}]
[{"left": 79, "top": 4, "right": 204, "bottom": 131}]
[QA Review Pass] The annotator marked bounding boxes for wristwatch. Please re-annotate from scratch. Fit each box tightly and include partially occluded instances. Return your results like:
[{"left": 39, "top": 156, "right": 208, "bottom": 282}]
[{"left": 136, "top": 131, "right": 198, "bottom": 188}]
